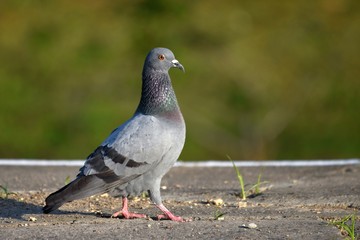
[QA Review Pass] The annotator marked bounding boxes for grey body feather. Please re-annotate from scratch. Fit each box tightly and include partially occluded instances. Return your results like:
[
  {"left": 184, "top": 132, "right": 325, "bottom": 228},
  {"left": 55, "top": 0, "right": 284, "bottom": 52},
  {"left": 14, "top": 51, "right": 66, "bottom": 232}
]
[{"left": 43, "top": 48, "right": 185, "bottom": 213}]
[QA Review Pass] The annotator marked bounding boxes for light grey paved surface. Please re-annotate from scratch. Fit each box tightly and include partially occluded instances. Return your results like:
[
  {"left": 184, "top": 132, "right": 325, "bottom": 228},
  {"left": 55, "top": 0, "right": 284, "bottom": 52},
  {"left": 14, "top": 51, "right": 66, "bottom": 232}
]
[{"left": 0, "top": 164, "right": 359, "bottom": 239}]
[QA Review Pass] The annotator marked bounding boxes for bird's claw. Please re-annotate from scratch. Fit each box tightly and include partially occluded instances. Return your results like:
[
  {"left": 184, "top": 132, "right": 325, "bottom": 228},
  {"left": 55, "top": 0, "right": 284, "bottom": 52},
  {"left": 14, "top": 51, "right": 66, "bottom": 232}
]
[
  {"left": 112, "top": 211, "right": 147, "bottom": 219},
  {"left": 157, "top": 214, "right": 185, "bottom": 222}
]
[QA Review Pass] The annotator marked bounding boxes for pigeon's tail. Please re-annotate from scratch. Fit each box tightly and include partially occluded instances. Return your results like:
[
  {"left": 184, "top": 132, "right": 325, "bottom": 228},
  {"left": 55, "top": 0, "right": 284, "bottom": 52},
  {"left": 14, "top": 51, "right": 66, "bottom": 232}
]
[{"left": 43, "top": 175, "right": 110, "bottom": 214}]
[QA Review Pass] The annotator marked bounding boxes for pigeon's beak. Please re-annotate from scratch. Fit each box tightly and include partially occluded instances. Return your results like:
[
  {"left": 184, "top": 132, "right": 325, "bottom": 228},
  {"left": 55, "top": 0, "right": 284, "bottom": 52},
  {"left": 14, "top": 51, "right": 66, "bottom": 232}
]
[{"left": 171, "top": 59, "right": 185, "bottom": 72}]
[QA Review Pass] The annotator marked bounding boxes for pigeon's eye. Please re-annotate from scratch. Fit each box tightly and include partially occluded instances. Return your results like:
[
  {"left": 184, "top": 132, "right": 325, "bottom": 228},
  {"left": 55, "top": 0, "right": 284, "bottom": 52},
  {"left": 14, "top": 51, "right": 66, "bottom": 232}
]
[{"left": 158, "top": 54, "right": 165, "bottom": 61}]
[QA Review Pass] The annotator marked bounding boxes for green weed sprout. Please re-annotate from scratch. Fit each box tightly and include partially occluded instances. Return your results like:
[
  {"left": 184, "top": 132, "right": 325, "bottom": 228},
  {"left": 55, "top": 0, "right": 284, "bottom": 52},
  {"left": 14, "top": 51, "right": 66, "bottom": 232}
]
[
  {"left": 247, "top": 173, "right": 269, "bottom": 197},
  {"left": 64, "top": 176, "right": 71, "bottom": 185},
  {"left": 330, "top": 214, "right": 358, "bottom": 240},
  {"left": 214, "top": 209, "right": 227, "bottom": 221},
  {"left": 0, "top": 185, "right": 16, "bottom": 199},
  {"left": 228, "top": 156, "right": 268, "bottom": 200},
  {"left": 230, "top": 158, "right": 246, "bottom": 200}
]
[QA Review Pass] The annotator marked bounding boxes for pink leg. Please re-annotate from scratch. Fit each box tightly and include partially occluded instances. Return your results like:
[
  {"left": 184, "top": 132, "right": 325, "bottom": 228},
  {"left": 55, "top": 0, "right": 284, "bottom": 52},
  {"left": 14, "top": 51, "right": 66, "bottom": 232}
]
[
  {"left": 112, "top": 197, "right": 147, "bottom": 219},
  {"left": 156, "top": 204, "right": 184, "bottom": 222}
]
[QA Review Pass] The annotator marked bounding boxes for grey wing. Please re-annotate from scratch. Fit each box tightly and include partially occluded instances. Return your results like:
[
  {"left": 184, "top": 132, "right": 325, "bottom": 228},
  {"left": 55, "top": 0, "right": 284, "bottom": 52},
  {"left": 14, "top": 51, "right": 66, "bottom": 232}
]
[
  {"left": 43, "top": 114, "right": 176, "bottom": 213},
  {"left": 80, "top": 114, "right": 171, "bottom": 181}
]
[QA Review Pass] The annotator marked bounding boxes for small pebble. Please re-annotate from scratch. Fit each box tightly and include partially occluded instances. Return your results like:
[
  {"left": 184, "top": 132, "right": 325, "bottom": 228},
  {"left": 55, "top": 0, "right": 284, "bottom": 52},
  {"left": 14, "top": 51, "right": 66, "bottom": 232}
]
[
  {"left": 248, "top": 223, "right": 257, "bottom": 229},
  {"left": 238, "top": 201, "right": 247, "bottom": 208},
  {"left": 28, "top": 216, "right": 37, "bottom": 222},
  {"left": 210, "top": 198, "right": 224, "bottom": 206},
  {"left": 216, "top": 216, "right": 225, "bottom": 221}
]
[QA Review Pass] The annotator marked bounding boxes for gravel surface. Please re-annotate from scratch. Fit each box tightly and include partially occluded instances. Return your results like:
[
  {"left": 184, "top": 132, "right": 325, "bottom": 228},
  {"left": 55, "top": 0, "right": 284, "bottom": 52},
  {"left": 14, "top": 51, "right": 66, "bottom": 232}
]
[{"left": 0, "top": 164, "right": 359, "bottom": 239}]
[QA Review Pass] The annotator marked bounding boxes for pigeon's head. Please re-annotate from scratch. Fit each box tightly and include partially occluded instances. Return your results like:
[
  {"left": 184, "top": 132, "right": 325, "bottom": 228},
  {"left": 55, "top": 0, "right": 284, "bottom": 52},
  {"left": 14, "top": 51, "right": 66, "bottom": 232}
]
[{"left": 144, "top": 48, "right": 185, "bottom": 73}]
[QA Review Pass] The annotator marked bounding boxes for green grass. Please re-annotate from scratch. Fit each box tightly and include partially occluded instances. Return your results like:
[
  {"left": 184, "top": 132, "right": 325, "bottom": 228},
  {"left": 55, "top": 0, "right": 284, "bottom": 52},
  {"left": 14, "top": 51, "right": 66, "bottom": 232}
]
[
  {"left": 231, "top": 159, "right": 246, "bottom": 200},
  {"left": 330, "top": 214, "right": 358, "bottom": 240},
  {"left": 213, "top": 209, "right": 227, "bottom": 221},
  {"left": 64, "top": 176, "right": 71, "bottom": 185},
  {"left": 228, "top": 156, "right": 268, "bottom": 200},
  {"left": 0, "top": 185, "right": 16, "bottom": 199},
  {"left": 247, "top": 173, "right": 268, "bottom": 197}
]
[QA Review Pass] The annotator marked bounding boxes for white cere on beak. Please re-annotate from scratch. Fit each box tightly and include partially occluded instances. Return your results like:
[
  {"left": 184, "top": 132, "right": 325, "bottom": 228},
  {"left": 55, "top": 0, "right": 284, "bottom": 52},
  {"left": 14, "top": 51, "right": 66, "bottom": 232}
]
[{"left": 171, "top": 59, "right": 185, "bottom": 72}]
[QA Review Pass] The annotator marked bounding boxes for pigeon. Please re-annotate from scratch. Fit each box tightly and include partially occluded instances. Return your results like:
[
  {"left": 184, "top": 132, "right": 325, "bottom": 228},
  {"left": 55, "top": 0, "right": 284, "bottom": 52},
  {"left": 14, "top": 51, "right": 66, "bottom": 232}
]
[{"left": 43, "top": 47, "right": 186, "bottom": 222}]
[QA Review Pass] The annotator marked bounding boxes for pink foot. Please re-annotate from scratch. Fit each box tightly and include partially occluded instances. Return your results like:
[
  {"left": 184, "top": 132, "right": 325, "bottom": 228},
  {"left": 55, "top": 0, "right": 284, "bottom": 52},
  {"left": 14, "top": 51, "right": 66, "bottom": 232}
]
[
  {"left": 157, "top": 213, "right": 184, "bottom": 222},
  {"left": 112, "top": 210, "right": 147, "bottom": 219},
  {"left": 156, "top": 204, "right": 184, "bottom": 222},
  {"left": 111, "top": 197, "right": 147, "bottom": 219}
]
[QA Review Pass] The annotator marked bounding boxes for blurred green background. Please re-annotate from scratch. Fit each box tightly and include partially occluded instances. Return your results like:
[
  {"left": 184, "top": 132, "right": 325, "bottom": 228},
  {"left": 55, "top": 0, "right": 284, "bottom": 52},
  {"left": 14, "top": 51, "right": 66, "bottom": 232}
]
[{"left": 0, "top": 0, "right": 359, "bottom": 160}]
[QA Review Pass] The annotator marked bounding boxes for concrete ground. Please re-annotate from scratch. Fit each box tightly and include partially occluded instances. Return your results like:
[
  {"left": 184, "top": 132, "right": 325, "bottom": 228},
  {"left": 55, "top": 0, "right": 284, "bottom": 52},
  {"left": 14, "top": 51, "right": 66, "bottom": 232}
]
[{"left": 0, "top": 162, "right": 359, "bottom": 239}]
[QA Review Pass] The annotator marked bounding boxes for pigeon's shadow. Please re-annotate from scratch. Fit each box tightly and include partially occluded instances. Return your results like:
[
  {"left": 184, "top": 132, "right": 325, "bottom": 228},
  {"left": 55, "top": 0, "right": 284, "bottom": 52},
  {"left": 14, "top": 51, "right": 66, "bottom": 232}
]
[
  {"left": 0, "top": 198, "right": 94, "bottom": 221},
  {"left": 0, "top": 197, "right": 42, "bottom": 221}
]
